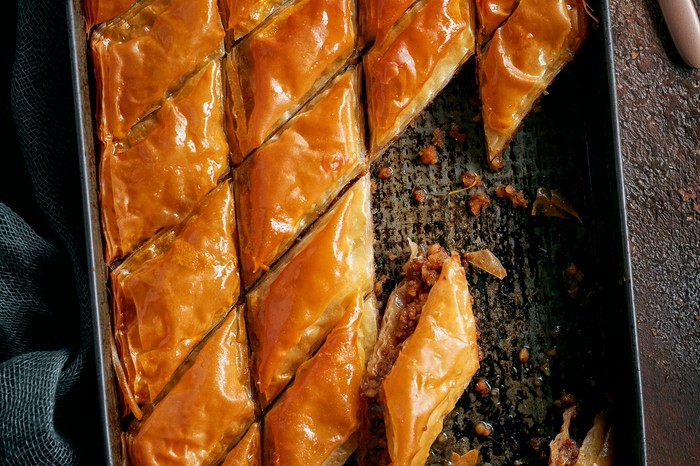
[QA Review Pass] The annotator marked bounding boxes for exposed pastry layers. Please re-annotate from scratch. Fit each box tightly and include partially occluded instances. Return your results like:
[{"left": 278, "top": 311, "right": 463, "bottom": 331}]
[
  {"left": 478, "top": 0, "right": 587, "bottom": 169},
  {"left": 225, "top": 0, "right": 357, "bottom": 164},
  {"left": 84, "top": 0, "right": 136, "bottom": 29},
  {"left": 364, "top": 0, "right": 476, "bottom": 158},
  {"left": 235, "top": 66, "right": 365, "bottom": 288},
  {"left": 111, "top": 180, "right": 240, "bottom": 416},
  {"left": 359, "top": 245, "right": 480, "bottom": 466},
  {"left": 246, "top": 176, "right": 374, "bottom": 408},
  {"left": 263, "top": 293, "right": 378, "bottom": 465},
  {"left": 100, "top": 59, "right": 229, "bottom": 263},
  {"left": 129, "top": 307, "right": 255, "bottom": 466}
]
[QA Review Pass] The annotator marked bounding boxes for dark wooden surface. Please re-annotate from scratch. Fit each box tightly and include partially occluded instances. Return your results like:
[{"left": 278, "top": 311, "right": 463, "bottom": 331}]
[{"left": 610, "top": 0, "right": 700, "bottom": 464}]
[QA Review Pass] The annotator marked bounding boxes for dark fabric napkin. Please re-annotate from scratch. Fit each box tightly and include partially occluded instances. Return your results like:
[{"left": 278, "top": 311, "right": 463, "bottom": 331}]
[{"left": 1, "top": 0, "right": 102, "bottom": 464}]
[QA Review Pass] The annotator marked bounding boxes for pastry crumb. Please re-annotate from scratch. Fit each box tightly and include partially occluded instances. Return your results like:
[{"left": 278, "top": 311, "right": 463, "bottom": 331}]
[
  {"left": 495, "top": 184, "right": 528, "bottom": 208},
  {"left": 468, "top": 192, "right": 490, "bottom": 215},
  {"left": 418, "top": 145, "right": 438, "bottom": 165}
]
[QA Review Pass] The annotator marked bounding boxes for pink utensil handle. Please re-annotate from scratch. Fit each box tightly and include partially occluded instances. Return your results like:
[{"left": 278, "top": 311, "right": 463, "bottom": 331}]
[{"left": 658, "top": 0, "right": 700, "bottom": 68}]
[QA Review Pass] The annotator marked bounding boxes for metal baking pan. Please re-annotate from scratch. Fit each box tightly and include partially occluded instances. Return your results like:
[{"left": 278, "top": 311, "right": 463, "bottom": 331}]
[{"left": 67, "top": 0, "right": 647, "bottom": 463}]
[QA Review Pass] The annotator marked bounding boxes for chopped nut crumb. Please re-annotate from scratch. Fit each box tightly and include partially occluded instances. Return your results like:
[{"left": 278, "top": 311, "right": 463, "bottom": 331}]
[
  {"left": 418, "top": 145, "right": 438, "bottom": 164},
  {"left": 461, "top": 170, "right": 481, "bottom": 189},
  {"left": 518, "top": 346, "right": 530, "bottom": 363},
  {"left": 474, "top": 421, "right": 493, "bottom": 437},
  {"left": 370, "top": 179, "right": 377, "bottom": 193},
  {"left": 431, "top": 128, "right": 445, "bottom": 148},
  {"left": 377, "top": 166, "right": 393, "bottom": 179},
  {"left": 413, "top": 188, "right": 427, "bottom": 204},
  {"left": 449, "top": 123, "right": 466, "bottom": 143},
  {"left": 468, "top": 192, "right": 491, "bottom": 216},
  {"left": 631, "top": 49, "right": 639, "bottom": 59},
  {"left": 474, "top": 377, "right": 491, "bottom": 396},
  {"left": 495, "top": 184, "right": 529, "bottom": 208}
]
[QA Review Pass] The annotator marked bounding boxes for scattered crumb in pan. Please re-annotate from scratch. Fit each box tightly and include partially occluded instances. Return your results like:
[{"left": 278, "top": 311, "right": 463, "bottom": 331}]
[
  {"left": 413, "top": 188, "right": 427, "bottom": 204},
  {"left": 474, "top": 377, "right": 491, "bottom": 396},
  {"left": 461, "top": 170, "right": 482, "bottom": 189},
  {"left": 451, "top": 449, "right": 479, "bottom": 466},
  {"left": 431, "top": 128, "right": 445, "bottom": 148},
  {"left": 531, "top": 187, "right": 582, "bottom": 222},
  {"left": 468, "top": 192, "right": 491, "bottom": 216},
  {"left": 474, "top": 420, "right": 493, "bottom": 437},
  {"left": 418, "top": 145, "right": 439, "bottom": 164},
  {"left": 370, "top": 178, "right": 378, "bottom": 193},
  {"left": 377, "top": 166, "right": 394, "bottom": 179},
  {"left": 463, "top": 249, "right": 507, "bottom": 279},
  {"left": 495, "top": 184, "right": 529, "bottom": 208},
  {"left": 518, "top": 346, "right": 530, "bottom": 363},
  {"left": 449, "top": 123, "right": 467, "bottom": 143}
]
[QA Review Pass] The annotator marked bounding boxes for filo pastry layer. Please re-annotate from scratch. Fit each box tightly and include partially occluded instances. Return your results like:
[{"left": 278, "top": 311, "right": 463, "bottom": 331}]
[
  {"left": 225, "top": 0, "right": 357, "bottom": 164},
  {"left": 221, "top": 422, "right": 261, "bottom": 466},
  {"left": 263, "top": 292, "right": 378, "bottom": 465},
  {"left": 129, "top": 306, "right": 255, "bottom": 466},
  {"left": 363, "top": 0, "right": 475, "bottom": 158},
  {"left": 246, "top": 175, "right": 374, "bottom": 407},
  {"left": 478, "top": 0, "right": 587, "bottom": 169},
  {"left": 100, "top": 59, "right": 229, "bottom": 263},
  {"left": 235, "top": 66, "right": 365, "bottom": 289},
  {"left": 111, "top": 180, "right": 240, "bottom": 417}
]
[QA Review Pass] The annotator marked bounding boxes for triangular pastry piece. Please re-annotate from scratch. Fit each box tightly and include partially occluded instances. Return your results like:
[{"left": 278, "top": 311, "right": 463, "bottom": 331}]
[
  {"left": 235, "top": 66, "right": 365, "bottom": 289},
  {"left": 263, "top": 293, "right": 378, "bottom": 465},
  {"left": 129, "top": 307, "right": 255, "bottom": 466},
  {"left": 225, "top": 0, "right": 357, "bottom": 164},
  {"left": 359, "top": 245, "right": 480, "bottom": 465},
  {"left": 91, "top": 0, "right": 225, "bottom": 142},
  {"left": 363, "top": 0, "right": 476, "bottom": 158},
  {"left": 478, "top": 0, "right": 587, "bottom": 169},
  {"left": 100, "top": 59, "right": 229, "bottom": 263},
  {"left": 111, "top": 180, "right": 240, "bottom": 415},
  {"left": 246, "top": 176, "right": 374, "bottom": 407}
]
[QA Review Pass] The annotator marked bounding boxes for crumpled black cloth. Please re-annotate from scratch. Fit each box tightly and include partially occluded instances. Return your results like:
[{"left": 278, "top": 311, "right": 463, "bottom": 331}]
[{"left": 1, "top": 0, "right": 101, "bottom": 464}]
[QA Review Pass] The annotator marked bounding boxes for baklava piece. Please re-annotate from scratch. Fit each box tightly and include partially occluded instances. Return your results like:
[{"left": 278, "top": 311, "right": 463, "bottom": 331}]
[
  {"left": 263, "top": 293, "right": 378, "bottom": 465},
  {"left": 129, "top": 307, "right": 255, "bottom": 466},
  {"left": 225, "top": 0, "right": 357, "bottom": 164},
  {"left": 246, "top": 176, "right": 374, "bottom": 407},
  {"left": 478, "top": 0, "right": 587, "bottom": 169},
  {"left": 91, "top": 0, "right": 225, "bottom": 142},
  {"left": 364, "top": 0, "right": 476, "bottom": 158},
  {"left": 100, "top": 59, "right": 229, "bottom": 263},
  {"left": 111, "top": 180, "right": 240, "bottom": 416},
  {"left": 359, "top": 244, "right": 480, "bottom": 465},
  {"left": 235, "top": 66, "right": 365, "bottom": 288}
]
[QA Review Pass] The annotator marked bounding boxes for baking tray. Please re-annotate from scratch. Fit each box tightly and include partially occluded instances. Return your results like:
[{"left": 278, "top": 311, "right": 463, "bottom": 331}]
[{"left": 67, "top": 0, "right": 647, "bottom": 463}]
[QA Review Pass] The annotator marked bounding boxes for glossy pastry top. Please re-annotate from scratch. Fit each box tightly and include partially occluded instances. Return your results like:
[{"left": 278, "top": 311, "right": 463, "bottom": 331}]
[
  {"left": 264, "top": 293, "right": 377, "bottom": 466},
  {"left": 479, "top": 0, "right": 586, "bottom": 168},
  {"left": 91, "top": 0, "right": 224, "bottom": 142},
  {"left": 362, "top": 0, "right": 419, "bottom": 43},
  {"left": 474, "top": 0, "right": 518, "bottom": 42},
  {"left": 220, "top": 0, "right": 289, "bottom": 40},
  {"left": 100, "top": 59, "right": 229, "bottom": 263},
  {"left": 225, "top": 0, "right": 356, "bottom": 163},
  {"left": 221, "top": 422, "right": 261, "bottom": 466},
  {"left": 84, "top": 0, "right": 136, "bottom": 29},
  {"left": 235, "top": 67, "right": 364, "bottom": 288},
  {"left": 111, "top": 180, "right": 240, "bottom": 413},
  {"left": 364, "top": 0, "right": 475, "bottom": 156},
  {"left": 246, "top": 176, "right": 374, "bottom": 407},
  {"left": 129, "top": 307, "right": 255, "bottom": 466},
  {"left": 382, "top": 252, "right": 480, "bottom": 466}
]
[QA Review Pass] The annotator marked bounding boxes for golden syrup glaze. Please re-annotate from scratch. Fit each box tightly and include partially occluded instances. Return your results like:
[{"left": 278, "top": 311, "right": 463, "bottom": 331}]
[{"left": 235, "top": 67, "right": 364, "bottom": 289}]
